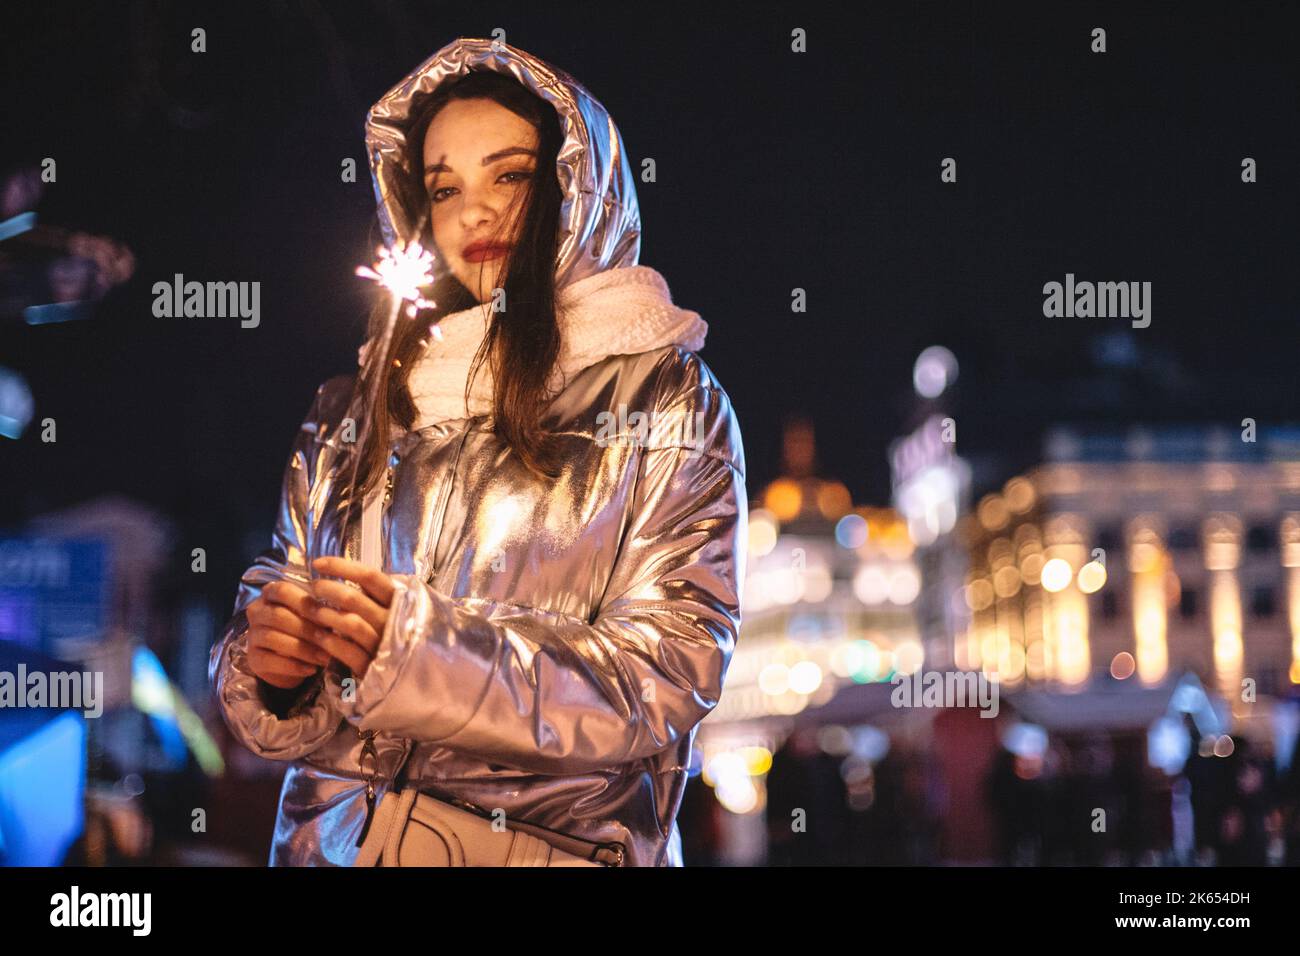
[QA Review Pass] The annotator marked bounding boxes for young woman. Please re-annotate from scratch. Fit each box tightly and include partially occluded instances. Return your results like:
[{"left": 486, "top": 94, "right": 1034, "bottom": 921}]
[{"left": 210, "top": 37, "right": 747, "bottom": 867}]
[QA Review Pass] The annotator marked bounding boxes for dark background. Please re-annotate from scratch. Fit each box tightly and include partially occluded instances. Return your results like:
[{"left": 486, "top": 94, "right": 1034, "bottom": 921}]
[{"left": 3, "top": 1, "right": 1298, "bottom": 611}]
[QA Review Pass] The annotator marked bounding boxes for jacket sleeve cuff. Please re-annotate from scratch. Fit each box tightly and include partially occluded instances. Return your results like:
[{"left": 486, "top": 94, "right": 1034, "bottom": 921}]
[
  {"left": 258, "top": 676, "right": 317, "bottom": 718},
  {"left": 336, "top": 574, "right": 489, "bottom": 741},
  {"left": 213, "top": 625, "right": 345, "bottom": 760}
]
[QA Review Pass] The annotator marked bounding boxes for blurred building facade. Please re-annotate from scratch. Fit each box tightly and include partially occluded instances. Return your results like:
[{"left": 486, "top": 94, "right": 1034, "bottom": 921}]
[
  {"left": 687, "top": 337, "right": 1300, "bottom": 865},
  {"left": 690, "top": 417, "right": 928, "bottom": 864},
  {"left": 958, "top": 425, "right": 1300, "bottom": 713}
]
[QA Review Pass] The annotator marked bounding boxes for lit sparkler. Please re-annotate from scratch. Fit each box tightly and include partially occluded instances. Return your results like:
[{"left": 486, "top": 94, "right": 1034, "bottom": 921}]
[
  {"left": 306, "top": 233, "right": 441, "bottom": 582},
  {"left": 355, "top": 239, "right": 439, "bottom": 320}
]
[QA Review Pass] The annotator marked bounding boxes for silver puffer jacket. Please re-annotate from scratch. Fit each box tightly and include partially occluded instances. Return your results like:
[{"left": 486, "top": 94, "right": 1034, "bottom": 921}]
[{"left": 209, "top": 38, "right": 747, "bottom": 866}]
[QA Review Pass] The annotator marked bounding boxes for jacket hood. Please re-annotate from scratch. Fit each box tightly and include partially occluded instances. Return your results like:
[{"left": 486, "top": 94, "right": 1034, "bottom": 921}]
[{"left": 365, "top": 37, "right": 642, "bottom": 291}]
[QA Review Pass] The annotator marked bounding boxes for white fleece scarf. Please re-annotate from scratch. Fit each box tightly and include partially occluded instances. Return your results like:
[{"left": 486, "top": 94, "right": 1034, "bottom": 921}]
[{"left": 358, "top": 265, "right": 707, "bottom": 429}]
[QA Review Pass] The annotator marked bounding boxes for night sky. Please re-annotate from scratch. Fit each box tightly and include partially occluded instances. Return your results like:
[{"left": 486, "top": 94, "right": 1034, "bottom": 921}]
[{"left": 3, "top": 1, "right": 1298, "bottom": 610}]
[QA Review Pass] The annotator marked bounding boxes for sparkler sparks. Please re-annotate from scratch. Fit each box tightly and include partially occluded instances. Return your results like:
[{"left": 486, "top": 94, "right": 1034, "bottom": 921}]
[{"left": 355, "top": 239, "right": 438, "bottom": 318}]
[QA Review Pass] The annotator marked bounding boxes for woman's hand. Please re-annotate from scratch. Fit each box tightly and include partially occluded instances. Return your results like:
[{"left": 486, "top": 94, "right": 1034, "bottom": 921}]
[
  {"left": 245, "top": 580, "right": 334, "bottom": 689},
  {"left": 301, "top": 556, "right": 397, "bottom": 682}
]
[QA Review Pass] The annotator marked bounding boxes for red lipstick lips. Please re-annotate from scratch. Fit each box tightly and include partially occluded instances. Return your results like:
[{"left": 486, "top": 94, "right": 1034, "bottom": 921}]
[{"left": 462, "top": 240, "right": 510, "bottom": 263}]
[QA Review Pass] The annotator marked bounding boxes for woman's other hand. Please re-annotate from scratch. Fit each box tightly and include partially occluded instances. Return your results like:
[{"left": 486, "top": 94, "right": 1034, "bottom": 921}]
[
  {"left": 245, "top": 580, "right": 334, "bottom": 689},
  {"left": 302, "top": 556, "right": 397, "bottom": 682}
]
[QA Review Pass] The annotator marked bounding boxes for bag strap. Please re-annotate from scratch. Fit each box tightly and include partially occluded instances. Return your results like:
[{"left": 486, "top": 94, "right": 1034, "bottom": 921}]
[
  {"left": 381, "top": 787, "right": 419, "bottom": 865},
  {"left": 354, "top": 789, "right": 401, "bottom": 866}
]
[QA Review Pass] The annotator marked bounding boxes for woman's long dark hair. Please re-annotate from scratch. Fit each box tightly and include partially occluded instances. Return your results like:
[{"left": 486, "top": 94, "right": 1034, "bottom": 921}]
[{"left": 349, "top": 69, "right": 565, "bottom": 504}]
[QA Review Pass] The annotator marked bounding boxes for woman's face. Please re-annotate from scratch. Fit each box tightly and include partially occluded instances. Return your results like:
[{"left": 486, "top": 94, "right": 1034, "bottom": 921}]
[{"left": 422, "top": 97, "right": 540, "bottom": 304}]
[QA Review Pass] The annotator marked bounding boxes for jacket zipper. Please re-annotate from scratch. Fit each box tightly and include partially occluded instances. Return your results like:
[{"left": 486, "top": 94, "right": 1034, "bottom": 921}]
[
  {"left": 354, "top": 448, "right": 397, "bottom": 847},
  {"left": 424, "top": 425, "right": 473, "bottom": 578},
  {"left": 354, "top": 729, "right": 380, "bottom": 848}
]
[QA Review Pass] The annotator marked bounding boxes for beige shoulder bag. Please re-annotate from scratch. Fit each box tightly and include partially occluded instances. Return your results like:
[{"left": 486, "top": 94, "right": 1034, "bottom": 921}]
[{"left": 353, "top": 782, "right": 625, "bottom": 867}]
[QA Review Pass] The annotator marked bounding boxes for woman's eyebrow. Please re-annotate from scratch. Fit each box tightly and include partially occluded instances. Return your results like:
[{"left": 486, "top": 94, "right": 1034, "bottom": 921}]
[{"left": 424, "top": 147, "right": 537, "bottom": 175}]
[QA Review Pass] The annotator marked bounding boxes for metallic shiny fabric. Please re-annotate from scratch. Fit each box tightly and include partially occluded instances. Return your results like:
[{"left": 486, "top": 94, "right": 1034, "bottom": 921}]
[{"left": 209, "top": 38, "right": 747, "bottom": 866}]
